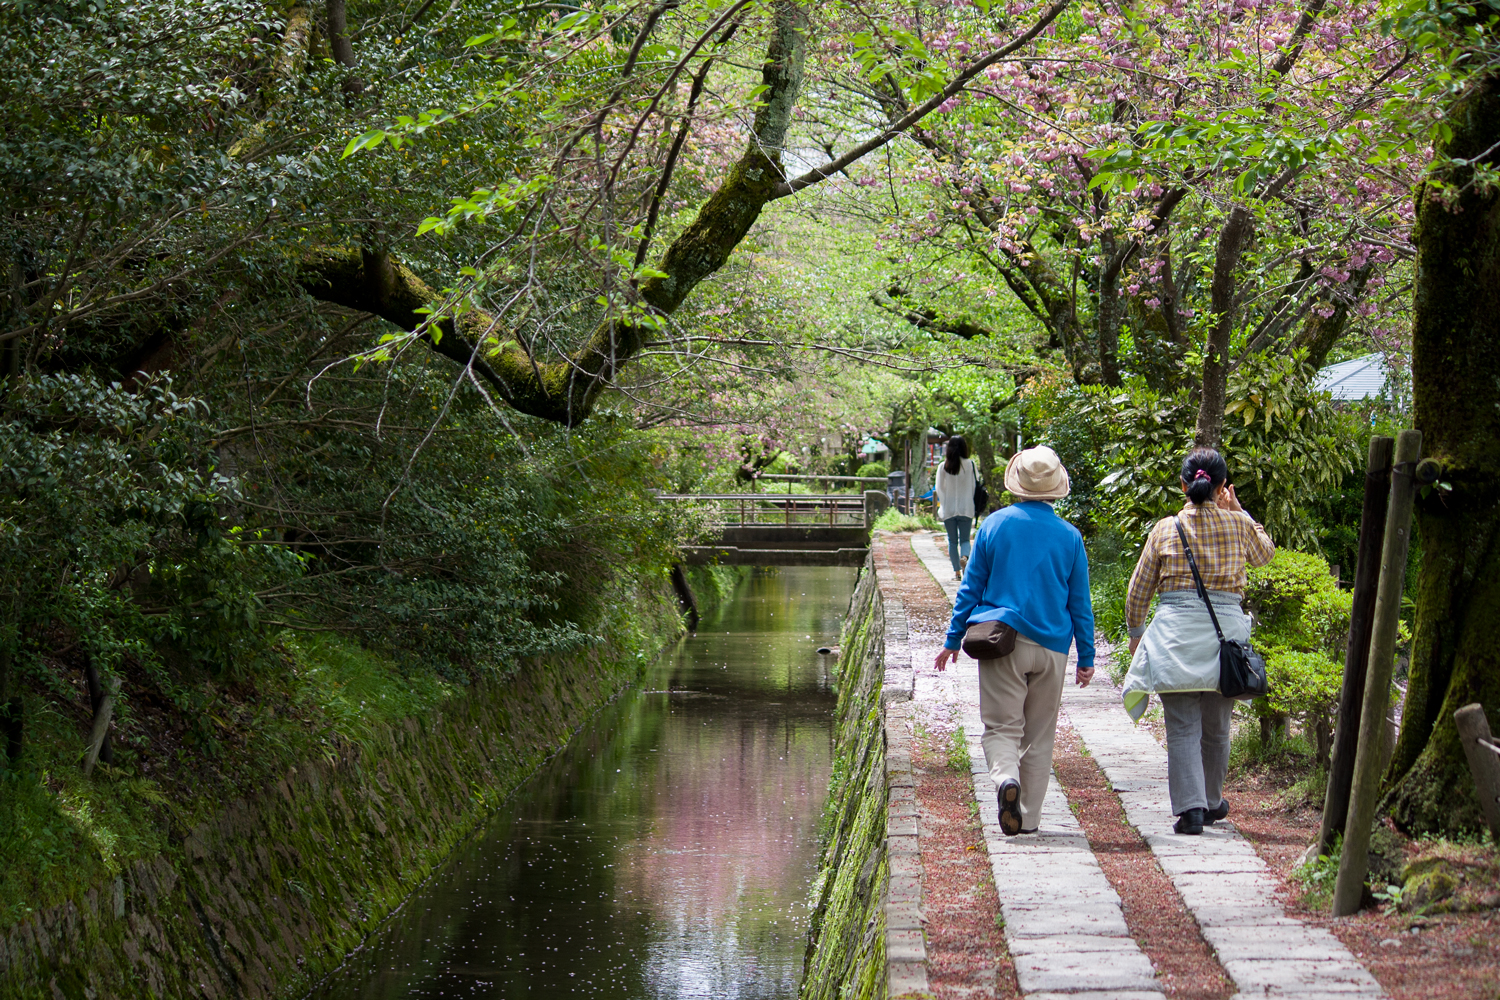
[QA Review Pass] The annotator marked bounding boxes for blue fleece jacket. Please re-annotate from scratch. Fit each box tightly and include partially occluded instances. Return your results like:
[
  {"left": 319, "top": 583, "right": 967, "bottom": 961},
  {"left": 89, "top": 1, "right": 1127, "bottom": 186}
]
[{"left": 943, "top": 501, "right": 1095, "bottom": 667}]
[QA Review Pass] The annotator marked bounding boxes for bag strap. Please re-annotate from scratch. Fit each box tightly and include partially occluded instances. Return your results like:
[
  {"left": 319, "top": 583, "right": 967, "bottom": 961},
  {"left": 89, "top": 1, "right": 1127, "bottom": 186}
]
[{"left": 1173, "top": 516, "right": 1226, "bottom": 642}]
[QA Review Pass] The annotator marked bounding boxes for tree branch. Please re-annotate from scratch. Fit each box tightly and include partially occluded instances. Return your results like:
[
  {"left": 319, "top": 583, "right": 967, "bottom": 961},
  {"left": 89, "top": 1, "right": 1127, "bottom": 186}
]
[
  {"left": 1196, "top": 204, "right": 1254, "bottom": 449},
  {"left": 872, "top": 286, "right": 994, "bottom": 339},
  {"left": 1270, "top": 0, "right": 1326, "bottom": 76},
  {"left": 302, "top": 1, "right": 810, "bottom": 426},
  {"left": 771, "top": 0, "right": 1070, "bottom": 197}
]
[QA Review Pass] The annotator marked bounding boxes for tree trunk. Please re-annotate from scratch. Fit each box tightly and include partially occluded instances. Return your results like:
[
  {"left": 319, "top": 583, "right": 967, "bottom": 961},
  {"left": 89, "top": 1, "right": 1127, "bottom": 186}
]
[
  {"left": 325, "top": 0, "right": 365, "bottom": 94},
  {"left": 1382, "top": 73, "right": 1500, "bottom": 835},
  {"left": 1288, "top": 264, "right": 1373, "bottom": 370},
  {"left": 83, "top": 655, "right": 113, "bottom": 767},
  {"left": 1096, "top": 225, "right": 1123, "bottom": 387},
  {"left": 0, "top": 647, "right": 19, "bottom": 763},
  {"left": 1195, "top": 204, "right": 1253, "bottom": 449}
]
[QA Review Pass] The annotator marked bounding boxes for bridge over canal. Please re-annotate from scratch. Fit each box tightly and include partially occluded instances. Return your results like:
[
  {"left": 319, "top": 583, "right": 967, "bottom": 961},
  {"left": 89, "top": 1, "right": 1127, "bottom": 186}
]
[{"left": 658, "top": 475, "right": 892, "bottom": 567}]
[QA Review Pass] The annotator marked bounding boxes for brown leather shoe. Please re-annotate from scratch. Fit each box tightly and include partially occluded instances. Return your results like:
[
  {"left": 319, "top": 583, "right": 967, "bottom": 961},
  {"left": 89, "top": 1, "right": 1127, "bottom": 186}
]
[{"left": 997, "top": 778, "right": 1022, "bottom": 836}]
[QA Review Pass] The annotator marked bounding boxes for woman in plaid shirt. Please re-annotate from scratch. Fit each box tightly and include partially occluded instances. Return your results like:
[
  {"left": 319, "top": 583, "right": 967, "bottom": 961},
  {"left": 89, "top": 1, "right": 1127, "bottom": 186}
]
[{"left": 1121, "top": 448, "right": 1276, "bottom": 835}]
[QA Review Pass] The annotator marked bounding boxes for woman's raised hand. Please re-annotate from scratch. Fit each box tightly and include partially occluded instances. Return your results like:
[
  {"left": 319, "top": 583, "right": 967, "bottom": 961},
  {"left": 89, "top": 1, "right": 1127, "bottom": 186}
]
[{"left": 1216, "top": 482, "right": 1243, "bottom": 512}]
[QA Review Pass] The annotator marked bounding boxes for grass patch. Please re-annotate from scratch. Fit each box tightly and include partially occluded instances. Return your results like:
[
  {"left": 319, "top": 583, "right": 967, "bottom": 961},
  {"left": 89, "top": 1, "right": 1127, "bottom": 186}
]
[
  {"left": 872, "top": 508, "right": 941, "bottom": 532},
  {"left": 1228, "top": 714, "right": 1318, "bottom": 777},
  {"left": 948, "top": 726, "right": 972, "bottom": 774},
  {"left": 1294, "top": 835, "right": 1341, "bottom": 909}
]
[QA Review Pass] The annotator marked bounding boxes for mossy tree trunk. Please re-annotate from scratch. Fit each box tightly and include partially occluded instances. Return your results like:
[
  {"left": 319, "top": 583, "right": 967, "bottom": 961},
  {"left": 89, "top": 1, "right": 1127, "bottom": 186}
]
[
  {"left": 1382, "top": 74, "right": 1500, "bottom": 835},
  {"left": 302, "top": 1, "right": 808, "bottom": 426}
]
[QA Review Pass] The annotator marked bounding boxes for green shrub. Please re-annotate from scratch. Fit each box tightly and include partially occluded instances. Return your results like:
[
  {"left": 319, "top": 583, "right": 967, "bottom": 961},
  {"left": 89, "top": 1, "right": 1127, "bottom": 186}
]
[
  {"left": 763, "top": 450, "right": 801, "bottom": 475},
  {"left": 1245, "top": 550, "right": 1352, "bottom": 767},
  {"left": 1247, "top": 550, "right": 1353, "bottom": 653},
  {"left": 856, "top": 461, "right": 890, "bottom": 480},
  {"left": 1263, "top": 648, "right": 1342, "bottom": 766},
  {"left": 1086, "top": 529, "right": 1138, "bottom": 682},
  {"left": 1065, "top": 353, "right": 1361, "bottom": 550}
]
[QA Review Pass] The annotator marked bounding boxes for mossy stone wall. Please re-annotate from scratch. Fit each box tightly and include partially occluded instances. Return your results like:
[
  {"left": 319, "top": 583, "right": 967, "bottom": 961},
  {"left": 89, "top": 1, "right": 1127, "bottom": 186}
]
[
  {"left": 801, "top": 556, "right": 888, "bottom": 1000},
  {"left": 0, "top": 588, "right": 686, "bottom": 999}
]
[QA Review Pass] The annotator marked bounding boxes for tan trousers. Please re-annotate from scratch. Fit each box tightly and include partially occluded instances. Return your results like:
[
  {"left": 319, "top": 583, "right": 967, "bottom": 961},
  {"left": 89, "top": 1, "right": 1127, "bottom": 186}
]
[{"left": 979, "top": 635, "right": 1068, "bottom": 830}]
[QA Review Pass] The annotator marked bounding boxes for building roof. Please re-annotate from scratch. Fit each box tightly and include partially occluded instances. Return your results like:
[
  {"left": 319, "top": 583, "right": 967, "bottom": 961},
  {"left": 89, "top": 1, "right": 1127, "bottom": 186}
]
[{"left": 1314, "top": 353, "right": 1388, "bottom": 401}]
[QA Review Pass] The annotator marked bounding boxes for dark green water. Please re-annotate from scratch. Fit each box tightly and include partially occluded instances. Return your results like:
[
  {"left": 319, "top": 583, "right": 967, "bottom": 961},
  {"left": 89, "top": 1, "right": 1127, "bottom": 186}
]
[{"left": 308, "top": 566, "right": 857, "bottom": 1000}]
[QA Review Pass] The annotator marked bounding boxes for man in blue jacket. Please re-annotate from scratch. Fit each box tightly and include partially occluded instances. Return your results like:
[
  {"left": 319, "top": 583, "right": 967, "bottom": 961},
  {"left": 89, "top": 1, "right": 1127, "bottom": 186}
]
[{"left": 934, "top": 446, "right": 1096, "bottom": 836}]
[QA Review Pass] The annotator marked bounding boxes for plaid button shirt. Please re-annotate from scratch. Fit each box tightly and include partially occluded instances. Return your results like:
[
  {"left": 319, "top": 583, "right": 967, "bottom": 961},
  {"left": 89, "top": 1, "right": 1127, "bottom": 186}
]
[{"left": 1125, "top": 502, "right": 1276, "bottom": 635}]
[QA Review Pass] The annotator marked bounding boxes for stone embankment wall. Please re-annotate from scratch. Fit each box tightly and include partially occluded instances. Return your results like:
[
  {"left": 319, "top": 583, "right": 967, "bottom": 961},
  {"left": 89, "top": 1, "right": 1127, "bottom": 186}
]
[
  {"left": 800, "top": 541, "right": 914, "bottom": 1000},
  {"left": 0, "top": 568, "right": 732, "bottom": 1000}
]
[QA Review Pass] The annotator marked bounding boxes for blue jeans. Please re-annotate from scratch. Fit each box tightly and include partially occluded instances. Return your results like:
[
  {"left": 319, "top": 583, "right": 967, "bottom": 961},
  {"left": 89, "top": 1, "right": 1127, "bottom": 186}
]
[{"left": 945, "top": 516, "right": 972, "bottom": 574}]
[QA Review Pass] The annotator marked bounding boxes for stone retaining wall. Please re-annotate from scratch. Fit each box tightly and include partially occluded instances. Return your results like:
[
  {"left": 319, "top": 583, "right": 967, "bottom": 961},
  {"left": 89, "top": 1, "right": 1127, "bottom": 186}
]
[
  {"left": 800, "top": 538, "right": 917, "bottom": 1000},
  {"left": 0, "top": 572, "right": 707, "bottom": 1000}
]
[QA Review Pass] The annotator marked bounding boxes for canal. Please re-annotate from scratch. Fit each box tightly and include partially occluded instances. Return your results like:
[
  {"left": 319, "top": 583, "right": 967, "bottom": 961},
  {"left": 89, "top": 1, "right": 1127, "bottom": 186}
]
[{"left": 309, "top": 565, "right": 858, "bottom": 1000}]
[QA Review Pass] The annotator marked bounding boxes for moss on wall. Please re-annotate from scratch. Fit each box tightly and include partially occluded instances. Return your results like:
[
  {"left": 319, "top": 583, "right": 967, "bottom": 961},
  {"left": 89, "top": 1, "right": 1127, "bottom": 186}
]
[
  {"left": 683, "top": 565, "right": 753, "bottom": 618},
  {"left": 0, "top": 585, "right": 686, "bottom": 999},
  {"left": 801, "top": 558, "right": 887, "bottom": 1000}
]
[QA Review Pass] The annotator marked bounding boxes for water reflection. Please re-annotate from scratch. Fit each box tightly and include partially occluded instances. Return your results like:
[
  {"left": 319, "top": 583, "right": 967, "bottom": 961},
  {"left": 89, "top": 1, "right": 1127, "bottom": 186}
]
[{"left": 309, "top": 566, "right": 856, "bottom": 1000}]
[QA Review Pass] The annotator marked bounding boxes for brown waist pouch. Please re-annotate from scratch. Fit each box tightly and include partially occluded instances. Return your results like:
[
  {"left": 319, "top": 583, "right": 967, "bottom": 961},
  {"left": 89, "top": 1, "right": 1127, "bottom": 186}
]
[{"left": 962, "top": 619, "right": 1018, "bottom": 660}]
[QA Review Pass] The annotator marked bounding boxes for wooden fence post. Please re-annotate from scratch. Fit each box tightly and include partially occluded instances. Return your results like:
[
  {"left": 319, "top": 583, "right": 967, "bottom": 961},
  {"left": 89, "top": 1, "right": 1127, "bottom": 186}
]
[
  {"left": 1455, "top": 703, "right": 1500, "bottom": 841},
  {"left": 1332, "top": 428, "right": 1420, "bottom": 916},
  {"left": 1316, "top": 435, "right": 1394, "bottom": 856}
]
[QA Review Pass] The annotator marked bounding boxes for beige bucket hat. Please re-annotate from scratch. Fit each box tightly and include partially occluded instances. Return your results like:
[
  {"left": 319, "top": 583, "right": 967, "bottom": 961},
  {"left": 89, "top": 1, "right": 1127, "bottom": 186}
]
[{"left": 1004, "top": 445, "right": 1070, "bottom": 501}]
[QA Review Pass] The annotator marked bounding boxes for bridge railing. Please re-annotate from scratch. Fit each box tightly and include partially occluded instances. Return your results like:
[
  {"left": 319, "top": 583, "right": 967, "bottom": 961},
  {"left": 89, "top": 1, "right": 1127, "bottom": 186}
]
[
  {"left": 742, "top": 474, "right": 888, "bottom": 494},
  {"left": 655, "top": 493, "right": 871, "bottom": 528}
]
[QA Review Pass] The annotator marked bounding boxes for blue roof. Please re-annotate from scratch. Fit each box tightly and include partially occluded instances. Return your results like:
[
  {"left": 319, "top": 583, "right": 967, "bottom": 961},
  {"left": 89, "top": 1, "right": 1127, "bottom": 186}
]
[{"left": 1314, "top": 354, "right": 1388, "bottom": 401}]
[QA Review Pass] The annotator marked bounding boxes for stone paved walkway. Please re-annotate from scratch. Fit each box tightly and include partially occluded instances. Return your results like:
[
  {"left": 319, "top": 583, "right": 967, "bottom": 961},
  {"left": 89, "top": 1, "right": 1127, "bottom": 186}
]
[
  {"left": 909, "top": 533, "right": 1163, "bottom": 999},
  {"left": 907, "top": 530, "right": 1388, "bottom": 1000}
]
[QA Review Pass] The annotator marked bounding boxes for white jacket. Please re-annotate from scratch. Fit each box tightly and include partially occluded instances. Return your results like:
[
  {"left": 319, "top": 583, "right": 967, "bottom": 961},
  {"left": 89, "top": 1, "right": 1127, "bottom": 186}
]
[
  {"left": 935, "top": 457, "right": 976, "bottom": 521},
  {"left": 1121, "top": 589, "right": 1250, "bottom": 721}
]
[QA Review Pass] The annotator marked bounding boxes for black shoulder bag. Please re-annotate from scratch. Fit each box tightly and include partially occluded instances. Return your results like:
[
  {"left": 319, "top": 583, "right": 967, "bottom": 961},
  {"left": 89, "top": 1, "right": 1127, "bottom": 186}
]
[
  {"left": 1173, "top": 517, "right": 1268, "bottom": 700},
  {"left": 971, "top": 459, "right": 989, "bottom": 512}
]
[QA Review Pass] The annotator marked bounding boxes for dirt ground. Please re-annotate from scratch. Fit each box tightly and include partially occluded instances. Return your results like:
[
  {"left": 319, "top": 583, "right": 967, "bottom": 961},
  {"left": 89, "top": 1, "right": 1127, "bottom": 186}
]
[
  {"left": 882, "top": 533, "right": 1020, "bottom": 999},
  {"left": 1225, "top": 767, "right": 1500, "bottom": 1000},
  {"left": 913, "top": 714, "right": 1021, "bottom": 1000}
]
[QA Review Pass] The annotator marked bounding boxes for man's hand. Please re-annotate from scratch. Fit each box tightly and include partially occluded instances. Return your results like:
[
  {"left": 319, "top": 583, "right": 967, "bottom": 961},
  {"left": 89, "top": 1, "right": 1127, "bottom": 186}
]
[
  {"left": 934, "top": 647, "right": 958, "bottom": 672},
  {"left": 1128, "top": 635, "right": 1141, "bottom": 656},
  {"left": 1076, "top": 667, "right": 1095, "bottom": 688}
]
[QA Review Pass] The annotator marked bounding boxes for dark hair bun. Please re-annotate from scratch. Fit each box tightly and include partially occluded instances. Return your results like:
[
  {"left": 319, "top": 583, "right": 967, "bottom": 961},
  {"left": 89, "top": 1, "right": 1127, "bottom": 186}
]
[{"left": 1180, "top": 448, "right": 1228, "bottom": 505}]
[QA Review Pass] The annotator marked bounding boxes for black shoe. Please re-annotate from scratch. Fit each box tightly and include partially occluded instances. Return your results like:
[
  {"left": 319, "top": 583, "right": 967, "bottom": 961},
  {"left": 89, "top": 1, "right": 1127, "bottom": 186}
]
[
  {"left": 997, "top": 778, "right": 1022, "bottom": 836},
  {"left": 1018, "top": 827, "right": 1038, "bottom": 835},
  {"left": 1206, "top": 798, "right": 1229, "bottom": 824},
  {"left": 1174, "top": 808, "right": 1205, "bottom": 835}
]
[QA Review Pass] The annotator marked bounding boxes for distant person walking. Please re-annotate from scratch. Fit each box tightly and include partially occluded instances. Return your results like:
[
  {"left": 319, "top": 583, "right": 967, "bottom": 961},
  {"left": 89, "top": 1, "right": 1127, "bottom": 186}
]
[
  {"left": 935, "top": 436, "right": 978, "bottom": 582},
  {"left": 1121, "top": 448, "right": 1275, "bottom": 835},
  {"left": 934, "top": 446, "right": 1095, "bottom": 836}
]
